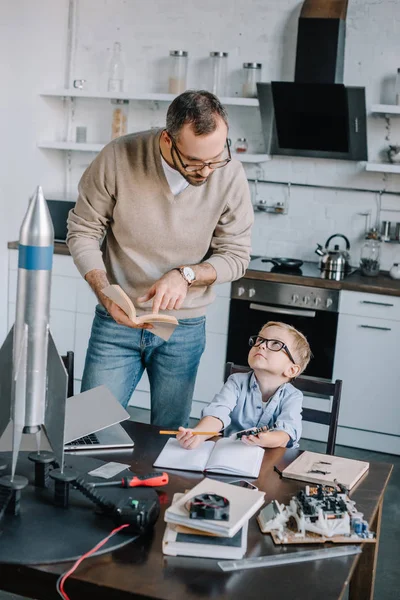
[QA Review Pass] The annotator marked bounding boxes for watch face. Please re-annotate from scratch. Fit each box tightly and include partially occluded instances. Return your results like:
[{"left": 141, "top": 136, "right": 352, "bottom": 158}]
[{"left": 183, "top": 266, "right": 195, "bottom": 282}]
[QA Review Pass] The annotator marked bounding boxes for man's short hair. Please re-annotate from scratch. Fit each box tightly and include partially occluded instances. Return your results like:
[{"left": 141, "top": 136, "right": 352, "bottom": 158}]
[
  {"left": 166, "top": 90, "right": 228, "bottom": 139},
  {"left": 259, "top": 321, "right": 312, "bottom": 375}
]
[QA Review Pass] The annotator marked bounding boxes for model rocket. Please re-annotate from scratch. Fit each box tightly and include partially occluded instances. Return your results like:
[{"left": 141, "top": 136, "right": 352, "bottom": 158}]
[{"left": 0, "top": 187, "right": 68, "bottom": 479}]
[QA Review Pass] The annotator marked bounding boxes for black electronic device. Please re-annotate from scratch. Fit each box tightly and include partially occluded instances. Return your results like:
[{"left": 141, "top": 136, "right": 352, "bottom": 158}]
[
  {"left": 188, "top": 493, "right": 230, "bottom": 521},
  {"left": 46, "top": 199, "right": 76, "bottom": 242}
]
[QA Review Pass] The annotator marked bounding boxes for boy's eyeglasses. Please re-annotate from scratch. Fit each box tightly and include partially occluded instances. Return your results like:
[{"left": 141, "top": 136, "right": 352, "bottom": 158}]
[
  {"left": 248, "top": 335, "right": 296, "bottom": 365},
  {"left": 167, "top": 132, "right": 231, "bottom": 173}
]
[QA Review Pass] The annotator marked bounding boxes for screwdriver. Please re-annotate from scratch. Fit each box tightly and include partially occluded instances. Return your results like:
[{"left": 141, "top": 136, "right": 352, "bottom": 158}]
[{"left": 89, "top": 471, "right": 169, "bottom": 489}]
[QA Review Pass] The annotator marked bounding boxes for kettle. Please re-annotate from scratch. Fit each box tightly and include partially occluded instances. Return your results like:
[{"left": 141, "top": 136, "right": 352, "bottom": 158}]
[{"left": 315, "top": 234, "right": 351, "bottom": 277}]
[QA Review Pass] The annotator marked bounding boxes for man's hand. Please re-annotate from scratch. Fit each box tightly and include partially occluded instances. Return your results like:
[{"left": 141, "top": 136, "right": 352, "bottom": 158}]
[
  {"left": 85, "top": 269, "right": 152, "bottom": 330},
  {"left": 137, "top": 270, "right": 189, "bottom": 314}
]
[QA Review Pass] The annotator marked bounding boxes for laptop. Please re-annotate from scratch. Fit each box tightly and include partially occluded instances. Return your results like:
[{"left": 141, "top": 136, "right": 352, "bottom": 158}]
[
  {"left": 0, "top": 386, "right": 134, "bottom": 452},
  {"left": 46, "top": 199, "right": 76, "bottom": 243}
]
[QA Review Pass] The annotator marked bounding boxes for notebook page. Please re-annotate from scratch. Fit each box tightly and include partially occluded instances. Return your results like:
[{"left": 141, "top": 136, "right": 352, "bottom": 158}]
[
  {"left": 153, "top": 438, "right": 215, "bottom": 472},
  {"left": 205, "top": 437, "right": 264, "bottom": 477}
]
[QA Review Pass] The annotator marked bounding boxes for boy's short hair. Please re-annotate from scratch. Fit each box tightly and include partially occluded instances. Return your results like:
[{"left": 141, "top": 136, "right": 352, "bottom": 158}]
[{"left": 259, "top": 321, "right": 312, "bottom": 375}]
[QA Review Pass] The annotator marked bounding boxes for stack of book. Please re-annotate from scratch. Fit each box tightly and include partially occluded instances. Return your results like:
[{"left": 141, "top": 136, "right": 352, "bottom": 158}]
[{"left": 162, "top": 478, "right": 265, "bottom": 559}]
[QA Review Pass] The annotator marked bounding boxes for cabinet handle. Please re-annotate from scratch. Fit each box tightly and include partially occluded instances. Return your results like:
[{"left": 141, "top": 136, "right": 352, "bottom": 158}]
[
  {"left": 360, "top": 300, "right": 394, "bottom": 307},
  {"left": 359, "top": 324, "right": 391, "bottom": 331},
  {"left": 249, "top": 303, "right": 316, "bottom": 318}
]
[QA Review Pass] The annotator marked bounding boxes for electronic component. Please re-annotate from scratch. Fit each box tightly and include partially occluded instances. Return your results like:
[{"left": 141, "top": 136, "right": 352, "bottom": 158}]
[
  {"left": 257, "top": 483, "right": 375, "bottom": 544},
  {"left": 236, "top": 426, "right": 268, "bottom": 440},
  {"left": 187, "top": 493, "right": 230, "bottom": 521}
]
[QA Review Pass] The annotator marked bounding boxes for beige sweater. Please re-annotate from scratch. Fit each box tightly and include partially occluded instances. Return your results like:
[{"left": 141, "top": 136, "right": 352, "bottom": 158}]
[{"left": 67, "top": 129, "right": 254, "bottom": 319}]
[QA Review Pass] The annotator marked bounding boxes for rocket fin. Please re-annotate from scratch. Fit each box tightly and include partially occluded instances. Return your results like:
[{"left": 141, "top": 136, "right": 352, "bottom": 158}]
[
  {"left": 44, "top": 331, "right": 67, "bottom": 471},
  {"left": 0, "top": 326, "right": 14, "bottom": 440},
  {"left": 11, "top": 325, "right": 28, "bottom": 479}
]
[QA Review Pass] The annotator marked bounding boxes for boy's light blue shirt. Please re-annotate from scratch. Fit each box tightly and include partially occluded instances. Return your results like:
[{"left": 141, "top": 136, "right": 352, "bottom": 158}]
[{"left": 201, "top": 371, "right": 303, "bottom": 447}]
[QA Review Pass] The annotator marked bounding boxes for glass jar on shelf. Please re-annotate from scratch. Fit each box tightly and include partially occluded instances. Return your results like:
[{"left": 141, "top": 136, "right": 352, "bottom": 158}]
[
  {"left": 168, "top": 50, "right": 188, "bottom": 94},
  {"left": 359, "top": 236, "right": 381, "bottom": 277},
  {"left": 108, "top": 42, "right": 125, "bottom": 93},
  {"left": 242, "top": 62, "right": 262, "bottom": 98},
  {"left": 209, "top": 52, "right": 228, "bottom": 96},
  {"left": 234, "top": 138, "right": 248, "bottom": 153},
  {"left": 111, "top": 99, "right": 128, "bottom": 140}
]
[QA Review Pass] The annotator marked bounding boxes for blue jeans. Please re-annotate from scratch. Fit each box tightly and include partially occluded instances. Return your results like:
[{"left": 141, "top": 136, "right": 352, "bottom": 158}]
[{"left": 81, "top": 304, "right": 206, "bottom": 428}]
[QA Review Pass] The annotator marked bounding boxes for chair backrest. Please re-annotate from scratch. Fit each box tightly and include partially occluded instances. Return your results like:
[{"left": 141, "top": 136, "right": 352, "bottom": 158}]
[
  {"left": 61, "top": 351, "right": 74, "bottom": 398},
  {"left": 224, "top": 362, "right": 342, "bottom": 455}
]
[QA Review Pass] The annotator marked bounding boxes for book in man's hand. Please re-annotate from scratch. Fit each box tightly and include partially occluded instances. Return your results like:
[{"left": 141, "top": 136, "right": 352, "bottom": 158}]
[
  {"left": 164, "top": 478, "right": 265, "bottom": 538},
  {"left": 153, "top": 437, "right": 264, "bottom": 478},
  {"left": 281, "top": 451, "right": 369, "bottom": 490},
  {"left": 163, "top": 493, "right": 248, "bottom": 559},
  {"left": 101, "top": 284, "right": 178, "bottom": 341}
]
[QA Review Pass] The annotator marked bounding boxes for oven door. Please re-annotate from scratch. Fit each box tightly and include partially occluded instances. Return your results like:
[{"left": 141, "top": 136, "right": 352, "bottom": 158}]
[{"left": 227, "top": 299, "right": 338, "bottom": 380}]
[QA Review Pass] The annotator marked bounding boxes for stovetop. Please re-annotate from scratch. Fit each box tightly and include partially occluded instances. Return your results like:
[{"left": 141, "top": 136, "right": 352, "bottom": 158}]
[{"left": 247, "top": 257, "right": 358, "bottom": 281}]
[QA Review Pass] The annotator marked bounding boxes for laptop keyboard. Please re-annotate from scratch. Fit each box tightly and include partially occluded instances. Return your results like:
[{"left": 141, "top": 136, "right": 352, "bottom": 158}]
[{"left": 65, "top": 433, "right": 100, "bottom": 446}]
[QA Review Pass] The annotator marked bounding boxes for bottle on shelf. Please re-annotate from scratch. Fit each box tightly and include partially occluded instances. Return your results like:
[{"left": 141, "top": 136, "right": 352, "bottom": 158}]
[
  {"left": 395, "top": 68, "right": 400, "bottom": 106},
  {"left": 234, "top": 138, "right": 248, "bottom": 153},
  {"left": 111, "top": 99, "right": 128, "bottom": 139},
  {"left": 209, "top": 52, "right": 228, "bottom": 97},
  {"left": 168, "top": 50, "right": 188, "bottom": 94},
  {"left": 242, "top": 63, "right": 262, "bottom": 98},
  {"left": 108, "top": 42, "right": 125, "bottom": 93}
]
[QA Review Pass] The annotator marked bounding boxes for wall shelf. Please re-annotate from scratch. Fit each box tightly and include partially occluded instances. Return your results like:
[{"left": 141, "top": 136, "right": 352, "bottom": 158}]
[
  {"left": 371, "top": 104, "right": 400, "bottom": 115},
  {"left": 365, "top": 162, "right": 400, "bottom": 174},
  {"left": 38, "top": 142, "right": 270, "bottom": 163},
  {"left": 38, "top": 141, "right": 105, "bottom": 152},
  {"left": 40, "top": 89, "right": 259, "bottom": 107}
]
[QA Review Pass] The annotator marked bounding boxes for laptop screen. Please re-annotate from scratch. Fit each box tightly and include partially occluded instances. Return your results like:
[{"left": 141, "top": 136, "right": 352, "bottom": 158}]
[{"left": 46, "top": 200, "right": 76, "bottom": 242}]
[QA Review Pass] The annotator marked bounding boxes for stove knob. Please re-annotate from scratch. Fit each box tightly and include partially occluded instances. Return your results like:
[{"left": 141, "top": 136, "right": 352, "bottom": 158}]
[
  {"left": 303, "top": 296, "right": 310, "bottom": 305},
  {"left": 237, "top": 286, "right": 246, "bottom": 297},
  {"left": 248, "top": 288, "right": 256, "bottom": 298},
  {"left": 326, "top": 298, "right": 333, "bottom": 308},
  {"left": 314, "top": 297, "right": 321, "bottom": 307},
  {"left": 291, "top": 294, "right": 299, "bottom": 303}
]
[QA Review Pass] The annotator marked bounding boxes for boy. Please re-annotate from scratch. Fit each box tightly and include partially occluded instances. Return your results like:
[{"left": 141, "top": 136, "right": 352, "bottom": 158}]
[{"left": 177, "top": 321, "right": 311, "bottom": 450}]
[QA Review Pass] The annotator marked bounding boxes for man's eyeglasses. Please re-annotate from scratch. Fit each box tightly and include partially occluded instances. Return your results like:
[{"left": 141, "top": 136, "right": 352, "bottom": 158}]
[
  {"left": 168, "top": 132, "right": 231, "bottom": 173},
  {"left": 248, "top": 335, "right": 296, "bottom": 364}
]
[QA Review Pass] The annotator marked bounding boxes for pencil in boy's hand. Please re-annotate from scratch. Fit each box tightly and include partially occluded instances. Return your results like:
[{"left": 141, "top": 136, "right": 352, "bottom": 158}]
[{"left": 158, "top": 430, "right": 222, "bottom": 436}]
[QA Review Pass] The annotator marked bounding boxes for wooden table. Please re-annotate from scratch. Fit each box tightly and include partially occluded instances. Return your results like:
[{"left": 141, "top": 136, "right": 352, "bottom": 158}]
[{"left": 0, "top": 421, "right": 392, "bottom": 600}]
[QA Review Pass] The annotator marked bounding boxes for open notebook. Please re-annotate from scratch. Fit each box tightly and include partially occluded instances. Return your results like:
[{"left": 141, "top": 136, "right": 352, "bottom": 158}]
[{"left": 153, "top": 437, "right": 264, "bottom": 478}]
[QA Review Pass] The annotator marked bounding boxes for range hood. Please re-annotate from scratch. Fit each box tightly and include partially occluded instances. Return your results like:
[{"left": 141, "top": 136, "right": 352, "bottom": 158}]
[{"left": 257, "top": 0, "right": 368, "bottom": 161}]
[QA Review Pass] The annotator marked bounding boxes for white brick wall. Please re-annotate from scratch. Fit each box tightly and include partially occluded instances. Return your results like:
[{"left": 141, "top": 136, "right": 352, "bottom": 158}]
[{"left": 2, "top": 0, "right": 400, "bottom": 342}]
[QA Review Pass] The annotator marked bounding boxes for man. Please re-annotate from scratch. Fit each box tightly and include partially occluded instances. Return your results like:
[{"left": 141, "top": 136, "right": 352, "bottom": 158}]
[{"left": 67, "top": 90, "right": 254, "bottom": 428}]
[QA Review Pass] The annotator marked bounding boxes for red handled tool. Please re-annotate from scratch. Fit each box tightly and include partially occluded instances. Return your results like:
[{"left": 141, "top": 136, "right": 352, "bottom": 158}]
[{"left": 89, "top": 471, "right": 169, "bottom": 489}]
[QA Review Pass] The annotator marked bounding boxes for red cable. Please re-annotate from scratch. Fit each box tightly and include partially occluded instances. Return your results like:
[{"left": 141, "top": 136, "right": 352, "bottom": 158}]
[{"left": 57, "top": 523, "right": 129, "bottom": 599}]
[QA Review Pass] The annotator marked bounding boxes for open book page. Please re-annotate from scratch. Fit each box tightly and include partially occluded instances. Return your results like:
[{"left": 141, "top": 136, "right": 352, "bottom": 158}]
[
  {"left": 101, "top": 284, "right": 178, "bottom": 341},
  {"left": 205, "top": 437, "right": 264, "bottom": 478},
  {"left": 282, "top": 451, "right": 370, "bottom": 489},
  {"left": 153, "top": 437, "right": 216, "bottom": 472}
]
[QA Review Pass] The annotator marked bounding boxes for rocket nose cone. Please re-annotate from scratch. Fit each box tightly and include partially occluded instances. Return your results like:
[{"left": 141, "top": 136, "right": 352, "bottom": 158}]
[{"left": 19, "top": 186, "right": 54, "bottom": 247}]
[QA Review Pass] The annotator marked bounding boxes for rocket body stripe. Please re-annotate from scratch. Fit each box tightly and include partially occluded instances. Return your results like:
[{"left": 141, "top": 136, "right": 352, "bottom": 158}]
[{"left": 18, "top": 245, "right": 53, "bottom": 270}]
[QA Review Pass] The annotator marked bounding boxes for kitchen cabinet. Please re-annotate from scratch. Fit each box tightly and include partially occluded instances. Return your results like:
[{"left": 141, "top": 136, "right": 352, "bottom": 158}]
[
  {"left": 7, "top": 250, "right": 230, "bottom": 416},
  {"left": 332, "top": 290, "right": 400, "bottom": 454}
]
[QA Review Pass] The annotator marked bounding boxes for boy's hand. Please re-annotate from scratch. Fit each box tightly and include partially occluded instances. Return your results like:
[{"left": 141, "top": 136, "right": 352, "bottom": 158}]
[
  {"left": 176, "top": 427, "right": 205, "bottom": 450},
  {"left": 241, "top": 431, "right": 269, "bottom": 448}
]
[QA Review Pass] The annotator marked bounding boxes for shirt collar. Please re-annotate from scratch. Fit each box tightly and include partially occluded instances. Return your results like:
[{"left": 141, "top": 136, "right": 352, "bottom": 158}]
[{"left": 249, "top": 371, "right": 288, "bottom": 398}]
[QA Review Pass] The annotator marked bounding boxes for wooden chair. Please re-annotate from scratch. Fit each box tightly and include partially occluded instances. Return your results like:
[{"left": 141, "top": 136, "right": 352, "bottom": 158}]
[
  {"left": 61, "top": 351, "right": 75, "bottom": 398},
  {"left": 224, "top": 362, "right": 342, "bottom": 455}
]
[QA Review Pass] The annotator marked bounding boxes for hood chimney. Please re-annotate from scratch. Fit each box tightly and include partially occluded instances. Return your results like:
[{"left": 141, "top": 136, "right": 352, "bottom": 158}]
[{"left": 294, "top": 0, "right": 349, "bottom": 84}]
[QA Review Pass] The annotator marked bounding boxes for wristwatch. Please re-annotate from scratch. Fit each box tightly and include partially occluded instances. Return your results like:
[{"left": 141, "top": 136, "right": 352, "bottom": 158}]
[{"left": 175, "top": 266, "right": 196, "bottom": 287}]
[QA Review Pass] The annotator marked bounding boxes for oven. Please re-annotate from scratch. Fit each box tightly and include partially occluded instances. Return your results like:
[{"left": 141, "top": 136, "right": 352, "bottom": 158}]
[{"left": 227, "top": 279, "right": 340, "bottom": 380}]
